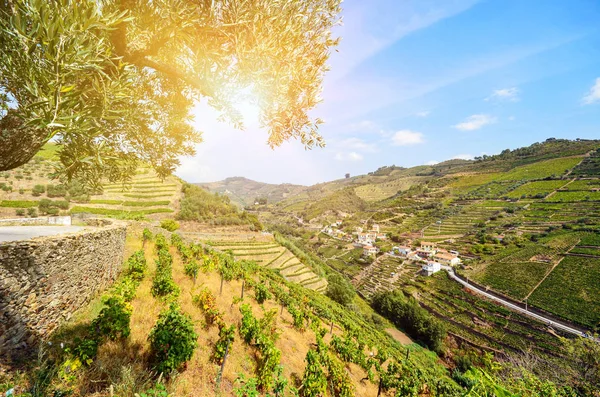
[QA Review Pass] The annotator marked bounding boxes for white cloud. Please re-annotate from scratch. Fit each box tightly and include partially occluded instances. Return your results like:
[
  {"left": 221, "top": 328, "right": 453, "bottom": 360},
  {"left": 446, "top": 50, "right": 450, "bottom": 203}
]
[
  {"left": 582, "top": 78, "right": 600, "bottom": 105},
  {"left": 415, "top": 110, "right": 431, "bottom": 117},
  {"left": 485, "top": 87, "right": 520, "bottom": 102},
  {"left": 453, "top": 114, "right": 497, "bottom": 131},
  {"left": 391, "top": 130, "right": 425, "bottom": 146},
  {"left": 508, "top": 116, "right": 516, "bottom": 121},
  {"left": 425, "top": 160, "right": 439, "bottom": 165},
  {"left": 334, "top": 151, "right": 363, "bottom": 162},
  {"left": 339, "top": 137, "right": 378, "bottom": 152}
]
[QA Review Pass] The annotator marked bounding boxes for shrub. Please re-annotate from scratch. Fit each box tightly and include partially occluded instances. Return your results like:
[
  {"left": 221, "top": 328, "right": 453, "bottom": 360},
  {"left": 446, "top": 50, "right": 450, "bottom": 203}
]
[
  {"left": 27, "top": 207, "right": 37, "bottom": 217},
  {"left": 73, "top": 337, "right": 99, "bottom": 365},
  {"left": 142, "top": 228, "right": 153, "bottom": 244},
  {"left": 18, "top": 188, "right": 24, "bottom": 194},
  {"left": 372, "top": 290, "right": 446, "bottom": 353},
  {"left": 15, "top": 209, "right": 25, "bottom": 216},
  {"left": 193, "top": 288, "right": 222, "bottom": 326},
  {"left": 300, "top": 350, "right": 327, "bottom": 397},
  {"left": 160, "top": 219, "right": 180, "bottom": 232},
  {"left": 325, "top": 273, "right": 355, "bottom": 306},
  {"left": 91, "top": 296, "right": 132, "bottom": 340},
  {"left": 212, "top": 323, "right": 235, "bottom": 364},
  {"left": 112, "top": 277, "right": 139, "bottom": 302},
  {"left": 126, "top": 250, "right": 147, "bottom": 281},
  {"left": 184, "top": 260, "right": 200, "bottom": 283},
  {"left": 254, "top": 282, "right": 271, "bottom": 304},
  {"left": 148, "top": 304, "right": 198, "bottom": 374},
  {"left": 32, "top": 184, "right": 45, "bottom": 196},
  {"left": 151, "top": 271, "right": 179, "bottom": 298},
  {"left": 46, "top": 184, "right": 67, "bottom": 198}
]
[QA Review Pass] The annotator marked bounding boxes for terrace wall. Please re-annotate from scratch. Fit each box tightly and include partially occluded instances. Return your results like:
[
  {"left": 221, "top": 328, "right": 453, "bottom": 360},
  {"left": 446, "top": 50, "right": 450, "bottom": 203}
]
[{"left": 0, "top": 224, "right": 127, "bottom": 364}]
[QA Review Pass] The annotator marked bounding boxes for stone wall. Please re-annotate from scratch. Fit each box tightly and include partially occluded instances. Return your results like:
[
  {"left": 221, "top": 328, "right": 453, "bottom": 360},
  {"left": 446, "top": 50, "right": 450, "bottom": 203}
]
[{"left": 0, "top": 224, "right": 127, "bottom": 364}]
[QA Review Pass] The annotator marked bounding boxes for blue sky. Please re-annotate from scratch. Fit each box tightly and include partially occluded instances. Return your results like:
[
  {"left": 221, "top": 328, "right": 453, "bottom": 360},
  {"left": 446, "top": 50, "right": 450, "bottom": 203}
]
[{"left": 177, "top": 0, "right": 600, "bottom": 185}]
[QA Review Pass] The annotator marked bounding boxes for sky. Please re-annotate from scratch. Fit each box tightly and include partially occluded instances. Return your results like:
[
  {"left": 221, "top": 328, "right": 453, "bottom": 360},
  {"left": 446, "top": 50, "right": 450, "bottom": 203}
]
[{"left": 177, "top": 0, "right": 600, "bottom": 186}]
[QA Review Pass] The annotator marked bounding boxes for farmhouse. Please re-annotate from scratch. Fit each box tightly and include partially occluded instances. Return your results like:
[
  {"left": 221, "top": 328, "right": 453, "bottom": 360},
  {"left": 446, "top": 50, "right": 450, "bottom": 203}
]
[
  {"left": 415, "top": 249, "right": 433, "bottom": 259},
  {"left": 363, "top": 245, "right": 379, "bottom": 257},
  {"left": 371, "top": 224, "right": 380, "bottom": 232},
  {"left": 420, "top": 241, "right": 437, "bottom": 252},
  {"left": 422, "top": 261, "right": 441, "bottom": 276},
  {"left": 434, "top": 251, "right": 461, "bottom": 266},
  {"left": 407, "top": 252, "right": 426, "bottom": 263},
  {"left": 393, "top": 246, "right": 412, "bottom": 256}
]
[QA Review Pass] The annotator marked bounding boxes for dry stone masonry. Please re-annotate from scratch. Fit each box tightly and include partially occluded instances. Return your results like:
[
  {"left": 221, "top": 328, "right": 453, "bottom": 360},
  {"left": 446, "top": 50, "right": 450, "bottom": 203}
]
[{"left": 0, "top": 224, "right": 127, "bottom": 364}]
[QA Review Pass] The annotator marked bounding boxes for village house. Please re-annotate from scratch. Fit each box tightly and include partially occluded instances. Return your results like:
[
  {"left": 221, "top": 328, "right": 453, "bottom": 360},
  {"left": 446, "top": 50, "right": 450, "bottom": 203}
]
[
  {"left": 371, "top": 224, "right": 380, "bottom": 233},
  {"left": 332, "top": 219, "right": 343, "bottom": 227},
  {"left": 422, "top": 261, "right": 441, "bottom": 276},
  {"left": 420, "top": 241, "right": 437, "bottom": 252},
  {"left": 415, "top": 249, "right": 433, "bottom": 259},
  {"left": 434, "top": 251, "right": 461, "bottom": 266},
  {"left": 393, "top": 246, "right": 412, "bottom": 256},
  {"left": 363, "top": 245, "right": 379, "bottom": 257},
  {"left": 407, "top": 251, "right": 426, "bottom": 263}
]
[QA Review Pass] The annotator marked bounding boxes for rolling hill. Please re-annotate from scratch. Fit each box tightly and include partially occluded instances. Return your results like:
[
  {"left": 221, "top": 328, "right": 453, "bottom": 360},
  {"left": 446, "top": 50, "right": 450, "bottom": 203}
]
[{"left": 197, "top": 177, "right": 306, "bottom": 207}]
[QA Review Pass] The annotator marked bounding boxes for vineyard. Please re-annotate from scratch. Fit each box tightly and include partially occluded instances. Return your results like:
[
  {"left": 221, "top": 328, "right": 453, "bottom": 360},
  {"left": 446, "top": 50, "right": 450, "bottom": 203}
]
[
  {"left": 7, "top": 225, "right": 487, "bottom": 397},
  {"left": 0, "top": 145, "right": 180, "bottom": 220},
  {"left": 201, "top": 239, "right": 328, "bottom": 292}
]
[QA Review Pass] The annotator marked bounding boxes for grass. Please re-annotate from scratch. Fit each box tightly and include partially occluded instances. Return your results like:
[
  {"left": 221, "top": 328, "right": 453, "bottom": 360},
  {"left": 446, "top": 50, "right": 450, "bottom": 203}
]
[
  {"left": 546, "top": 191, "right": 600, "bottom": 202},
  {"left": 529, "top": 256, "right": 600, "bottom": 328},
  {"left": 0, "top": 200, "right": 39, "bottom": 208},
  {"left": 505, "top": 180, "right": 566, "bottom": 199},
  {"left": 477, "top": 261, "right": 552, "bottom": 300},
  {"left": 70, "top": 206, "right": 173, "bottom": 216},
  {"left": 496, "top": 157, "right": 582, "bottom": 182},
  {"left": 90, "top": 200, "right": 170, "bottom": 207},
  {"left": 123, "top": 194, "right": 174, "bottom": 199}
]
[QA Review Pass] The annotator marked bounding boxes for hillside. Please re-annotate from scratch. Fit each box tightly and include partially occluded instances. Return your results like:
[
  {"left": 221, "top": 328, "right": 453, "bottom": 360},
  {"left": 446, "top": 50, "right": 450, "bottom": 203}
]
[
  {"left": 0, "top": 144, "right": 181, "bottom": 221},
  {"left": 257, "top": 138, "right": 600, "bottom": 392},
  {"left": 2, "top": 224, "right": 584, "bottom": 397},
  {"left": 2, "top": 138, "right": 600, "bottom": 396},
  {"left": 198, "top": 177, "right": 306, "bottom": 207}
]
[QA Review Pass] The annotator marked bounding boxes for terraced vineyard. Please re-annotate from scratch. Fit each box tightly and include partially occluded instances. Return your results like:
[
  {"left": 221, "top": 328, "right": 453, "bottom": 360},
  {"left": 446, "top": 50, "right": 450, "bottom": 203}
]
[
  {"left": 0, "top": 145, "right": 180, "bottom": 219},
  {"left": 205, "top": 240, "right": 328, "bottom": 292},
  {"left": 354, "top": 255, "right": 420, "bottom": 298},
  {"left": 354, "top": 257, "right": 573, "bottom": 366}
]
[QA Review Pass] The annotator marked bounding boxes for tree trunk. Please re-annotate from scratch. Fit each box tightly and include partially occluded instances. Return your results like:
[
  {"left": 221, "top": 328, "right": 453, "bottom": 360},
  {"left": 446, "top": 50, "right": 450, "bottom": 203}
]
[{"left": 0, "top": 111, "right": 49, "bottom": 171}]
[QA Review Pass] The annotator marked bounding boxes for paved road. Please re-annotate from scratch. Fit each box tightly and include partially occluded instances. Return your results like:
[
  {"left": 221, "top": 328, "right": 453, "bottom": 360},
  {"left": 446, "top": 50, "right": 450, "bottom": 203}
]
[
  {"left": 442, "top": 266, "right": 594, "bottom": 339},
  {"left": 0, "top": 226, "right": 86, "bottom": 243}
]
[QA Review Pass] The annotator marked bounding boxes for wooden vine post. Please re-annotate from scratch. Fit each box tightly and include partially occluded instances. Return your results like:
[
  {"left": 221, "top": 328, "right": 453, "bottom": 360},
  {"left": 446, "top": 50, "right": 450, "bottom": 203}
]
[{"left": 215, "top": 340, "right": 231, "bottom": 391}]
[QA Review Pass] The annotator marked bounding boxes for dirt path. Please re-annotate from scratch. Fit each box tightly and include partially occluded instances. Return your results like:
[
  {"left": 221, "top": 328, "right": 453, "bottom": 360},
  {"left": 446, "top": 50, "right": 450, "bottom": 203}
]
[{"left": 385, "top": 328, "right": 413, "bottom": 345}]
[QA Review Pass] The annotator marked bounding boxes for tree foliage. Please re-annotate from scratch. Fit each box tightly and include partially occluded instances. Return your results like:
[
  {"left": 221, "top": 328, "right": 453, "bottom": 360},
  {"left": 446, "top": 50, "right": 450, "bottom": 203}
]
[{"left": 0, "top": 0, "right": 342, "bottom": 186}]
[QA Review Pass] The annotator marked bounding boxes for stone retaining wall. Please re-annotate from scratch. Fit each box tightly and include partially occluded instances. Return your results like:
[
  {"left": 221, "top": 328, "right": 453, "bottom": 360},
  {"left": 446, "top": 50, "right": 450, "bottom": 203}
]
[{"left": 0, "top": 224, "right": 127, "bottom": 364}]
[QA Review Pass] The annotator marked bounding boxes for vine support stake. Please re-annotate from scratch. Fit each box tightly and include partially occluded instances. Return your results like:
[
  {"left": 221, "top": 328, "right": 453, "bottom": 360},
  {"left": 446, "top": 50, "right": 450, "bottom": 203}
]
[
  {"left": 216, "top": 340, "right": 230, "bottom": 391},
  {"left": 220, "top": 274, "right": 224, "bottom": 295},
  {"left": 241, "top": 279, "right": 245, "bottom": 300},
  {"left": 280, "top": 302, "right": 284, "bottom": 315},
  {"left": 377, "top": 378, "right": 382, "bottom": 397},
  {"left": 330, "top": 319, "right": 334, "bottom": 335},
  {"left": 406, "top": 348, "right": 410, "bottom": 361}
]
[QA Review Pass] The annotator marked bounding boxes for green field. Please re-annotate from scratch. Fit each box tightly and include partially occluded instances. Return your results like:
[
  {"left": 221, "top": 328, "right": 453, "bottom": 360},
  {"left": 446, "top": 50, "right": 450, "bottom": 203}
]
[
  {"left": 546, "top": 190, "right": 600, "bottom": 202},
  {"left": 505, "top": 180, "right": 567, "bottom": 199},
  {"left": 477, "top": 261, "right": 552, "bottom": 300},
  {"left": 69, "top": 206, "right": 173, "bottom": 216},
  {"left": 529, "top": 256, "right": 600, "bottom": 328},
  {"left": 496, "top": 157, "right": 582, "bottom": 182}
]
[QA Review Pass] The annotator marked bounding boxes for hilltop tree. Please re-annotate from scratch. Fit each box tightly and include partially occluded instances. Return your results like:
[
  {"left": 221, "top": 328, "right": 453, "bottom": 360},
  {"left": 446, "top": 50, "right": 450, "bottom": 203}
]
[{"left": 0, "top": 0, "right": 342, "bottom": 188}]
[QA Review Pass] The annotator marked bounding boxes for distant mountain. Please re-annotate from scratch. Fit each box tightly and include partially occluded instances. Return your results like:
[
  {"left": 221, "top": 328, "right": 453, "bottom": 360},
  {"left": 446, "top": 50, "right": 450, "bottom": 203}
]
[{"left": 196, "top": 177, "right": 306, "bottom": 207}]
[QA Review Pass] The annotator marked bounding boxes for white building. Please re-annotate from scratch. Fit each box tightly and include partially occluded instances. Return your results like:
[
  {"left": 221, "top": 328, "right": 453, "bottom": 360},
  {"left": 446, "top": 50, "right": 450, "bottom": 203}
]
[
  {"left": 371, "top": 224, "right": 380, "bottom": 233},
  {"left": 363, "top": 245, "right": 379, "bottom": 257},
  {"left": 434, "top": 251, "right": 461, "bottom": 266},
  {"left": 420, "top": 241, "right": 437, "bottom": 253},
  {"left": 393, "top": 246, "right": 412, "bottom": 256},
  {"left": 422, "top": 261, "right": 441, "bottom": 276}
]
